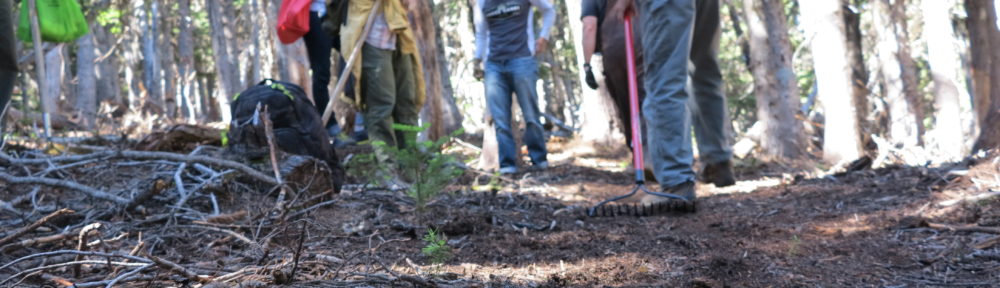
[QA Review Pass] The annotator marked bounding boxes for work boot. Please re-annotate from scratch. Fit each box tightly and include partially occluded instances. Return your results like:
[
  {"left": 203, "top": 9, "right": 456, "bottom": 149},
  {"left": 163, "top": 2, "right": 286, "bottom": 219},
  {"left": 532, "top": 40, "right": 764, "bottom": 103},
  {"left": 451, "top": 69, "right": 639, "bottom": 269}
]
[
  {"left": 699, "top": 160, "right": 736, "bottom": 187},
  {"left": 641, "top": 181, "right": 696, "bottom": 204}
]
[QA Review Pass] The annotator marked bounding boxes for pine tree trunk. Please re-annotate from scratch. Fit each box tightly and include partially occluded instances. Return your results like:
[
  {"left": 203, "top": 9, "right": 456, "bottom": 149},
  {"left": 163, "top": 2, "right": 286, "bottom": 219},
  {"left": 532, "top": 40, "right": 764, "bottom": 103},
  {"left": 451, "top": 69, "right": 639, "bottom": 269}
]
[
  {"left": 178, "top": 0, "right": 197, "bottom": 122},
  {"left": 75, "top": 33, "right": 97, "bottom": 129},
  {"left": 843, "top": 0, "right": 871, "bottom": 151},
  {"left": 873, "top": 0, "right": 921, "bottom": 148},
  {"left": 409, "top": 0, "right": 461, "bottom": 140},
  {"left": 161, "top": 2, "right": 177, "bottom": 120},
  {"left": 799, "top": 0, "right": 863, "bottom": 164},
  {"left": 742, "top": 0, "right": 807, "bottom": 161},
  {"left": 142, "top": 1, "right": 163, "bottom": 115},
  {"left": 971, "top": 0, "right": 1000, "bottom": 150},
  {"left": 208, "top": 0, "right": 239, "bottom": 123},
  {"left": 921, "top": 0, "right": 968, "bottom": 160}
]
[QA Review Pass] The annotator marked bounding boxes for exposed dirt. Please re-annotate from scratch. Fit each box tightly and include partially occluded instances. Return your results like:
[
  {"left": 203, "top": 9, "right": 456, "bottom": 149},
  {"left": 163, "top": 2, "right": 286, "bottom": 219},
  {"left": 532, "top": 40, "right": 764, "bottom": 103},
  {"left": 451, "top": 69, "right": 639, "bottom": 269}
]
[{"left": 2, "top": 139, "right": 999, "bottom": 287}]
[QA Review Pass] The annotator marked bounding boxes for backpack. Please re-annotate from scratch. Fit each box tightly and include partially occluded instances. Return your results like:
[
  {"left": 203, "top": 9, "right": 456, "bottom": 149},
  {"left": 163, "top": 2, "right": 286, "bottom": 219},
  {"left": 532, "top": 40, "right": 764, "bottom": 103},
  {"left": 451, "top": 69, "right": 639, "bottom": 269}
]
[
  {"left": 17, "top": 0, "right": 89, "bottom": 43},
  {"left": 228, "top": 79, "right": 344, "bottom": 191},
  {"left": 276, "top": 0, "right": 312, "bottom": 44}
]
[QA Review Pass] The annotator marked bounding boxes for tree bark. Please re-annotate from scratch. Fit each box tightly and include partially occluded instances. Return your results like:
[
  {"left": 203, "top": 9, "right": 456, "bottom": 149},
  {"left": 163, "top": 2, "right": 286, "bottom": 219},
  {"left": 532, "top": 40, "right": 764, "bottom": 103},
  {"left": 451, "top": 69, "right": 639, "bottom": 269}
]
[
  {"left": 842, "top": 0, "right": 871, "bottom": 150},
  {"left": 75, "top": 33, "right": 97, "bottom": 129},
  {"left": 972, "top": 0, "right": 1000, "bottom": 150},
  {"left": 742, "top": 0, "right": 807, "bottom": 161},
  {"left": 799, "top": 0, "right": 863, "bottom": 164},
  {"left": 921, "top": 0, "right": 967, "bottom": 160},
  {"left": 409, "top": 0, "right": 462, "bottom": 141},
  {"left": 178, "top": 0, "right": 197, "bottom": 123},
  {"left": 873, "top": 0, "right": 921, "bottom": 148},
  {"left": 142, "top": 0, "right": 163, "bottom": 115},
  {"left": 208, "top": 0, "right": 239, "bottom": 123}
]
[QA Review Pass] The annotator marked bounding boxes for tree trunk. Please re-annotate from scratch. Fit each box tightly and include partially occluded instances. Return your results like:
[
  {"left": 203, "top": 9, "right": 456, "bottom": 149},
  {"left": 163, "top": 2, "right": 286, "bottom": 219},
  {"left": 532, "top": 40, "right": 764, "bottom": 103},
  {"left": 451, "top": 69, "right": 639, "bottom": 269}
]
[
  {"left": 921, "top": 0, "right": 967, "bottom": 161},
  {"left": 409, "top": 0, "right": 462, "bottom": 141},
  {"left": 566, "top": 0, "right": 623, "bottom": 151},
  {"left": 142, "top": 0, "right": 163, "bottom": 115},
  {"left": 208, "top": 0, "right": 239, "bottom": 123},
  {"left": 799, "top": 0, "right": 863, "bottom": 164},
  {"left": 178, "top": 0, "right": 197, "bottom": 123},
  {"left": 75, "top": 33, "right": 97, "bottom": 129},
  {"left": 972, "top": 0, "right": 1000, "bottom": 150},
  {"left": 160, "top": 2, "right": 177, "bottom": 120},
  {"left": 43, "top": 45, "right": 63, "bottom": 127},
  {"left": 873, "top": 0, "right": 921, "bottom": 148},
  {"left": 842, "top": 0, "right": 871, "bottom": 151},
  {"left": 742, "top": 0, "right": 807, "bottom": 161}
]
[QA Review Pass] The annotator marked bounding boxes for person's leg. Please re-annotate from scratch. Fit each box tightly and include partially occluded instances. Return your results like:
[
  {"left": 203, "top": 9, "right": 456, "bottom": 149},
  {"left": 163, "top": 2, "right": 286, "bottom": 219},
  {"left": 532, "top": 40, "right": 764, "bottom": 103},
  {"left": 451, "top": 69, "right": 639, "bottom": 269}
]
[
  {"left": 509, "top": 57, "right": 548, "bottom": 167},
  {"left": 0, "top": 0, "right": 17, "bottom": 139},
  {"left": 638, "top": 0, "right": 697, "bottom": 189},
  {"left": 689, "top": 0, "right": 732, "bottom": 165},
  {"left": 303, "top": 12, "right": 339, "bottom": 133},
  {"left": 391, "top": 50, "right": 420, "bottom": 149},
  {"left": 360, "top": 44, "right": 398, "bottom": 164},
  {"left": 484, "top": 61, "right": 517, "bottom": 172}
]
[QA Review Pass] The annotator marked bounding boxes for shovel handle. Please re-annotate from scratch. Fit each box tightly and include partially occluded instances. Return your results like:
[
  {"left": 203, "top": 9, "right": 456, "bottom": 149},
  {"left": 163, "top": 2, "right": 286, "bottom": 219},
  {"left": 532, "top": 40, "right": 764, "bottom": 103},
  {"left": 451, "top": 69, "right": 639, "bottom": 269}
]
[{"left": 624, "top": 11, "right": 645, "bottom": 184}]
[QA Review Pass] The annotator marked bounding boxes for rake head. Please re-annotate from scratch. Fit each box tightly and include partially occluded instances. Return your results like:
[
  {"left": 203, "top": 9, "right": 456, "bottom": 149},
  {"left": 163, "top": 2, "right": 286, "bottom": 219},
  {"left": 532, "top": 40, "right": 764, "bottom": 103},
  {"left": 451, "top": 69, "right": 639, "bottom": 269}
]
[{"left": 587, "top": 184, "right": 697, "bottom": 217}]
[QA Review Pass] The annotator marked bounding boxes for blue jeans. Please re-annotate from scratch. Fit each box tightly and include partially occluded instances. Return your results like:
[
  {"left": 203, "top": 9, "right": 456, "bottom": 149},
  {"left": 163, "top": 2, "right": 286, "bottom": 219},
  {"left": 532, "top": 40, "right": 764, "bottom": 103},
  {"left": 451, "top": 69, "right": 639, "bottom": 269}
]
[
  {"left": 639, "top": 0, "right": 732, "bottom": 187},
  {"left": 485, "top": 57, "right": 548, "bottom": 169}
]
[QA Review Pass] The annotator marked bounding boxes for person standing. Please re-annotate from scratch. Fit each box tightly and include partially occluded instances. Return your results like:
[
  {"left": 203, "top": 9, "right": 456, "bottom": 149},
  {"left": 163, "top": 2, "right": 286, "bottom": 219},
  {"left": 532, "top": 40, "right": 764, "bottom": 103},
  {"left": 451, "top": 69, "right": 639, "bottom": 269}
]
[
  {"left": 612, "top": 0, "right": 737, "bottom": 204},
  {"left": 473, "top": 0, "right": 556, "bottom": 174},
  {"left": 0, "top": 0, "right": 16, "bottom": 138},
  {"left": 303, "top": 0, "right": 345, "bottom": 140},
  {"left": 339, "top": 0, "right": 425, "bottom": 184}
]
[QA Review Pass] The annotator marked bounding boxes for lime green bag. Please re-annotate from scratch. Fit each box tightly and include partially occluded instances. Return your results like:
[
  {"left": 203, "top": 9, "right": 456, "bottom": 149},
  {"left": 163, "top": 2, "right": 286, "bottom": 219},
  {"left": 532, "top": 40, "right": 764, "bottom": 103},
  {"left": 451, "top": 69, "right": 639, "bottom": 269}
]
[{"left": 17, "top": 0, "right": 89, "bottom": 43}]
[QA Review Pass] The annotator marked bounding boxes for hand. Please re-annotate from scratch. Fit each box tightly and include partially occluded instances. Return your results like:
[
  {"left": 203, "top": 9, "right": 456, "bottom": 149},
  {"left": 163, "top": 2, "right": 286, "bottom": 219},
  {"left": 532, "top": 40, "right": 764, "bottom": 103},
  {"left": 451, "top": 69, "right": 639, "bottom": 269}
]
[
  {"left": 473, "top": 59, "right": 485, "bottom": 80},
  {"left": 535, "top": 38, "right": 549, "bottom": 54},
  {"left": 584, "top": 63, "right": 598, "bottom": 90}
]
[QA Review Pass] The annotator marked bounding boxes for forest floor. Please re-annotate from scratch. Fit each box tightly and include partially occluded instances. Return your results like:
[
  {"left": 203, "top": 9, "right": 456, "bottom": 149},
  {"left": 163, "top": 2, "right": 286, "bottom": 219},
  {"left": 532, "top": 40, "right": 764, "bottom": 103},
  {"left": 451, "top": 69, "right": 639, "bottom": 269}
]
[{"left": 2, "top": 130, "right": 1000, "bottom": 287}]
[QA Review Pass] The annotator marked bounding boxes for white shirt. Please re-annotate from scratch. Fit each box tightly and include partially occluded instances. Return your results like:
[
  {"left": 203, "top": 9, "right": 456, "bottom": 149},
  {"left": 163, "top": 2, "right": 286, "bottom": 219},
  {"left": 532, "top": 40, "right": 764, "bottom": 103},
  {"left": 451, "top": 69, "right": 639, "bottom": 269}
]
[{"left": 311, "top": 0, "right": 327, "bottom": 16}]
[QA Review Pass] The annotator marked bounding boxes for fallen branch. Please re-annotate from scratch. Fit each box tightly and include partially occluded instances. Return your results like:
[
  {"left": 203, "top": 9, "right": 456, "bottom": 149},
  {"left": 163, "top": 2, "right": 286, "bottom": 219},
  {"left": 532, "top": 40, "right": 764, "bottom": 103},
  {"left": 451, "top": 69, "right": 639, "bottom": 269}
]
[
  {"left": 142, "top": 251, "right": 209, "bottom": 284},
  {"left": 976, "top": 235, "right": 1000, "bottom": 250},
  {"left": 0, "top": 208, "right": 73, "bottom": 246},
  {"left": 0, "top": 250, "right": 152, "bottom": 272},
  {"left": 938, "top": 191, "right": 1000, "bottom": 207},
  {"left": 1, "top": 260, "right": 148, "bottom": 286},
  {"left": 0, "top": 172, "right": 129, "bottom": 205},
  {"left": 926, "top": 222, "right": 1000, "bottom": 234}
]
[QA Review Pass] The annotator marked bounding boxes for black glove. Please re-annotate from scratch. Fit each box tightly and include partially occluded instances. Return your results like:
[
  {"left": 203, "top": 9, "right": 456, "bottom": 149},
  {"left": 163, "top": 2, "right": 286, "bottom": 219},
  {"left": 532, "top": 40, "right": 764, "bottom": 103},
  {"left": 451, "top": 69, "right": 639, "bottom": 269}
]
[{"left": 584, "top": 63, "right": 598, "bottom": 90}]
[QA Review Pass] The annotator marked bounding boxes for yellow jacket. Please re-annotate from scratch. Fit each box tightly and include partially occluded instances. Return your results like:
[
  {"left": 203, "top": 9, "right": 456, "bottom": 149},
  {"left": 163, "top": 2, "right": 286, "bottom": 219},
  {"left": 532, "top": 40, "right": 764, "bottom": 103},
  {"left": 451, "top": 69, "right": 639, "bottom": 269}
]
[{"left": 337, "top": 0, "right": 425, "bottom": 109}]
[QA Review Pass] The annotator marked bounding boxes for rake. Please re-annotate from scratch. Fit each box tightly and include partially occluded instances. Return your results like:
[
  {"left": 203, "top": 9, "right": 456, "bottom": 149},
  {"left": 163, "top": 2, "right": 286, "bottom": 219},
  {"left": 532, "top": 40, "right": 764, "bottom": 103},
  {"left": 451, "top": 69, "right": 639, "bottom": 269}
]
[{"left": 587, "top": 10, "right": 695, "bottom": 217}]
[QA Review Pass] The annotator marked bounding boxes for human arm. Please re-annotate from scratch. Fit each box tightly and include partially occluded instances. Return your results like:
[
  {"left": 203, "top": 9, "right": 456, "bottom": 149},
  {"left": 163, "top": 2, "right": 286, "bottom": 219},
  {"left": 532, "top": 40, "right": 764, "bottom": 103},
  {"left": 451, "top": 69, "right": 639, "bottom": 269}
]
[
  {"left": 473, "top": 0, "right": 488, "bottom": 79},
  {"left": 530, "top": 0, "right": 556, "bottom": 53}
]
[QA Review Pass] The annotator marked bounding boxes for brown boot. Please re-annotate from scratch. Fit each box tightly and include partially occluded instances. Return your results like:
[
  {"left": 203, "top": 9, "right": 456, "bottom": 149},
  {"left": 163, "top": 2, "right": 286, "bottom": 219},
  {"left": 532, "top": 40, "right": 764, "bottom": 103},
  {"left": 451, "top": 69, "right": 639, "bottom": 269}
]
[{"left": 699, "top": 160, "right": 736, "bottom": 187}]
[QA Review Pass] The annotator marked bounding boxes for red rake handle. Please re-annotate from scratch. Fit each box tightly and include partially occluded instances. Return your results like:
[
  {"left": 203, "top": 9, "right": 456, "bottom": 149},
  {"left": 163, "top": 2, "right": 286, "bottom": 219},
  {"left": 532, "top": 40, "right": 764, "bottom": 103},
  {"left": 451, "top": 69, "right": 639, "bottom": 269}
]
[{"left": 625, "top": 11, "right": 645, "bottom": 184}]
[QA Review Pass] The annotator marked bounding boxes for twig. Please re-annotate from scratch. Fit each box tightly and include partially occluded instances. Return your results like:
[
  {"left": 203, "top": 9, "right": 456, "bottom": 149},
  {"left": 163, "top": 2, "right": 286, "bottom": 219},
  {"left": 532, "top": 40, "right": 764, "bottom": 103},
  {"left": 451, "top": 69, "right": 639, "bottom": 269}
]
[
  {"left": 176, "top": 225, "right": 263, "bottom": 252},
  {"left": 260, "top": 106, "right": 290, "bottom": 211},
  {"left": 287, "top": 199, "right": 339, "bottom": 219},
  {"left": 289, "top": 221, "right": 308, "bottom": 283},
  {"left": 141, "top": 251, "right": 209, "bottom": 283},
  {"left": 926, "top": 222, "right": 1000, "bottom": 234},
  {"left": 0, "top": 250, "right": 152, "bottom": 272},
  {"left": 975, "top": 235, "right": 1000, "bottom": 250},
  {"left": 1, "top": 260, "right": 148, "bottom": 285},
  {"left": 0, "top": 172, "right": 130, "bottom": 205},
  {"left": 938, "top": 191, "right": 1000, "bottom": 207},
  {"left": 0, "top": 208, "right": 73, "bottom": 246}
]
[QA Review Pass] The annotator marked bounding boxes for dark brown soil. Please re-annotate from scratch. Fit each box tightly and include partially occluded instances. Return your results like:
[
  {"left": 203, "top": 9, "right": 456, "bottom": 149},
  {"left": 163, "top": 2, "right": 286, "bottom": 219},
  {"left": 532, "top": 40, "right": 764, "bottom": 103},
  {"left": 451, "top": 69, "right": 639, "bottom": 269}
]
[{"left": 2, "top": 142, "right": 999, "bottom": 287}]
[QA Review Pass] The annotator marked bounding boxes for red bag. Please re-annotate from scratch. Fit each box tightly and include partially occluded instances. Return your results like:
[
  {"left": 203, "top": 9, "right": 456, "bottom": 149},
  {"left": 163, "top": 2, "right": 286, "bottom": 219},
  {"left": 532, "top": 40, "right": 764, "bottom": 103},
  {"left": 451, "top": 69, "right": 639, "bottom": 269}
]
[{"left": 277, "top": 0, "right": 312, "bottom": 44}]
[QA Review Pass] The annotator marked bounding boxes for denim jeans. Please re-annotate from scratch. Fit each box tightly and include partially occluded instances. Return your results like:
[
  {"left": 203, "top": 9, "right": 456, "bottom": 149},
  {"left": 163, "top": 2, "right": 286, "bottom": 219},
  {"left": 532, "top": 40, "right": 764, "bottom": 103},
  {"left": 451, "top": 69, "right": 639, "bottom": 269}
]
[
  {"left": 638, "top": 0, "right": 732, "bottom": 187},
  {"left": 485, "top": 56, "right": 548, "bottom": 170}
]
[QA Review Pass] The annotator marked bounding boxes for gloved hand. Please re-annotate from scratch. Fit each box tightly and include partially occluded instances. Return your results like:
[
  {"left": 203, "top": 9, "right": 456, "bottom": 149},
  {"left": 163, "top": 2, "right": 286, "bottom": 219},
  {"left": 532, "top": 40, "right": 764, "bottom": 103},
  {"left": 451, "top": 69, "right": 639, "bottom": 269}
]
[
  {"left": 473, "top": 59, "right": 485, "bottom": 81},
  {"left": 584, "top": 63, "right": 598, "bottom": 90}
]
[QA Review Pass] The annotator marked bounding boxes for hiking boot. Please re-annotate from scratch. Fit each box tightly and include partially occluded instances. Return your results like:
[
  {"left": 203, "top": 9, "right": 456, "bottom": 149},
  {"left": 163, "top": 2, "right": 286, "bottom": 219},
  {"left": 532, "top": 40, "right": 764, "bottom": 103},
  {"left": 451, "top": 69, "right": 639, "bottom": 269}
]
[
  {"left": 532, "top": 161, "right": 549, "bottom": 171},
  {"left": 640, "top": 181, "right": 696, "bottom": 204},
  {"left": 699, "top": 160, "right": 736, "bottom": 187}
]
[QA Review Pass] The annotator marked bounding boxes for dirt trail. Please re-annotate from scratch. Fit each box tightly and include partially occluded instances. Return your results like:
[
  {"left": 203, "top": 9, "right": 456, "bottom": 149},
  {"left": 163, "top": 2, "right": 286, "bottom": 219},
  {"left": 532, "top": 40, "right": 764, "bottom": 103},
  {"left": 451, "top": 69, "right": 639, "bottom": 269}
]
[{"left": 2, "top": 144, "right": 998, "bottom": 287}]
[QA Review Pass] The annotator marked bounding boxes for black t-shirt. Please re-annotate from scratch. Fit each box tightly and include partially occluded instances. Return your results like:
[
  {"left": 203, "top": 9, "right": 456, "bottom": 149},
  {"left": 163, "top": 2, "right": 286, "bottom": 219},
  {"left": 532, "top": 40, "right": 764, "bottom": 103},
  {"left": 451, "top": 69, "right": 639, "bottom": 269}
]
[{"left": 581, "top": 0, "right": 606, "bottom": 53}]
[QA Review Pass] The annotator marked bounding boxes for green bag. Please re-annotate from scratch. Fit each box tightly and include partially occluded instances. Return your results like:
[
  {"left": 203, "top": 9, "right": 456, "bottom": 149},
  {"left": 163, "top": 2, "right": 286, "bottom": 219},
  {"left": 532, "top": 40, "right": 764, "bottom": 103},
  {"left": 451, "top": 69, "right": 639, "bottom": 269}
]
[{"left": 17, "top": 0, "right": 89, "bottom": 43}]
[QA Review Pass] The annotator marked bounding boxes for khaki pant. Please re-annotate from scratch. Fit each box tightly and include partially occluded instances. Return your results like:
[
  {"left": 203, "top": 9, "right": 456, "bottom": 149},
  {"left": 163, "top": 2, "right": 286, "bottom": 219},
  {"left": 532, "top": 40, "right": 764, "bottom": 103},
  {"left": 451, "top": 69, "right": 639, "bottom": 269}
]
[{"left": 360, "top": 43, "right": 419, "bottom": 165}]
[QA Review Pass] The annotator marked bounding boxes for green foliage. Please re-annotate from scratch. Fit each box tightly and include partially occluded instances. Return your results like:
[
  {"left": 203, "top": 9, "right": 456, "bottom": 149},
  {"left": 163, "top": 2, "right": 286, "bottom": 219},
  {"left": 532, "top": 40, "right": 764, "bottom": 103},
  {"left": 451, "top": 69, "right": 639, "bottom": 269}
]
[
  {"left": 394, "top": 124, "right": 464, "bottom": 211},
  {"left": 96, "top": 9, "right": 124, "bottom": 34},
  {"left": 421, "top": 229, "right": 452, "bottom": 265}
]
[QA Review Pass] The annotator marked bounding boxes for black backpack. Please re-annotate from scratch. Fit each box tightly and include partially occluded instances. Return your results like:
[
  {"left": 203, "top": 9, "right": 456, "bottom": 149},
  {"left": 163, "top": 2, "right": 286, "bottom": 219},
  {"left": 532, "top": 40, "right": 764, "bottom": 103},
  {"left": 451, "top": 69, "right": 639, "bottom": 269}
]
[{"left": 228, "top": 79, "right": 343, "bottom": 191}]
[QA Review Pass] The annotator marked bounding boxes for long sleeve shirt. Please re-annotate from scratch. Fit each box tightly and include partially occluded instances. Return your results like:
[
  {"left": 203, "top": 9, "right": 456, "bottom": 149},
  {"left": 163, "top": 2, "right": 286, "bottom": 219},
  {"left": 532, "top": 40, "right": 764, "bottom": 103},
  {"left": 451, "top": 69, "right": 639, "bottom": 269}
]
[{"left": 474, "top": 0, "right": 556, "bottom": 61}]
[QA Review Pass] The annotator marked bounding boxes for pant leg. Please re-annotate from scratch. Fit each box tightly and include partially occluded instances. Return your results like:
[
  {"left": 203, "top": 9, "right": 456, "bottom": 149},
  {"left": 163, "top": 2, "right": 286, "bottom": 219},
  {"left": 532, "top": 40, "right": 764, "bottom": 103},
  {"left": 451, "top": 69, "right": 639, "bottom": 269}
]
[
  {"left": 484, "top": 60, "right": 518, "bottom": 169},
  {"left": 689, "top": 0, "right": 732, "bottom": 165},
  {"left": 361, "top": 44, "right": 398, "bottom": 164},
  {"left": 391, "top": 50, "right": 420, "bottom": 149},
  {"left": 304, "top": 12, "right": 337, "bottom": 129},
  {"left": 509, "top": 57, "right": 548, "bottom": 165},
  {"left": 0, "top": 0, "right": 16, "bottom": 136},
  {"left": 638, "top": 0, "right": 697, "bottom": 187}
]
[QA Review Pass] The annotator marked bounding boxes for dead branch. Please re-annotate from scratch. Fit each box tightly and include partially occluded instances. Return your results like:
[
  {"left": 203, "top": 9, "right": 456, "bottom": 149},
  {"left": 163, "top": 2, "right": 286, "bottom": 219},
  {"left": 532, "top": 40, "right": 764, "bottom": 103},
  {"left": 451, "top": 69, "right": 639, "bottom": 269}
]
[
  {"left": 0, "top": 208, "right": 73, "bottom": 246},
  {"left": 926, "top": 222, "right": 1000, "bottom": 234},
  {"left": 975, "top": 235, "right": 1000, "bottom": 250},
  {"left": 0, "top": 250, "right": 152, "bottom": 272},
  {"left": 0, "top": 172, "right": 130, "bottom": 205},
  {"left": 1, "top": 260, "right": 149, "bottom": 286},
  {"left": 176, "top": 225, "right": 263, "bottom": 252},
  {"left": 141, "top": 251, "right": 210, "bottom": 284}
]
